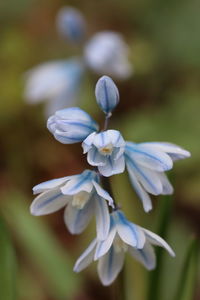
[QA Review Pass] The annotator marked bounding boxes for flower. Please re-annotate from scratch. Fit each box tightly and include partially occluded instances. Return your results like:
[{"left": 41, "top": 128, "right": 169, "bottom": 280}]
[
  {"left": 82, "top": 130, "right": 126, "bottom": 177},
  {"left": 30, "top": 170, "right": 113, "bottom": 240},
  {"left": 56, "top": 6, "right": 86, "bottom": 43},
  {"left": 74, "top": 210, "right": 175, "bottom": 286},
  {"left": 125, "top": 142, "right": 191, "bottom": 212},
  {"left": 47, "top": 107, "right": 99, "bottom": 144},
  {"left": 84, "top": 31, "right": 132, "bottom": 79},
  {"left": 95, "top": 76, "right": 119, "bottom": 115},
  {"left": 24, "top": 58, "right": 84, "bottom": 116}
]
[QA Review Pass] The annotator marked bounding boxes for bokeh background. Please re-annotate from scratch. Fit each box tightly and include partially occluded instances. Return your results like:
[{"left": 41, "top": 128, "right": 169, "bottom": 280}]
[{"left": 0, "top": 0, "right": 199, "bottom": 299}]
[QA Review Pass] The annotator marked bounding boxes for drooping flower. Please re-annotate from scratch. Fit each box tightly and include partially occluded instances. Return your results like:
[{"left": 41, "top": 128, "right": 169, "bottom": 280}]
[
  {"left": 56, "top": 6, "right": 86, "bottom": 43},
  {"left": 125, "top": 142, "right": 191, "bottom": 212},
  {"left": 95, "top": 76, "right": 119, "bottom": 115},
  {"left": 84, "top": 31, "right": 132, "bottom": 79},
  {"left": 74, "top": 210, "right": 175, "bottom": 286},
  {"left": 24, "top": 59, "right": 84, "bottom": 116},
  {"left": 30, "top": 170, "right": 113, "bottom": 240},
  {"left": 47, "top": 107, "right": 99, "bottom": 144},
  {"left": 82, "top": 130, "right": 126, "bottom": 177}
]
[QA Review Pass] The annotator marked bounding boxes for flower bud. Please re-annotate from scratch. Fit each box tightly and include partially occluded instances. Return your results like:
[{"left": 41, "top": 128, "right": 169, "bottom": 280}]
[
  {"left": 47, "top": 107, "right": 99, "bottom": 144},
  {"left": 56, "top": 6, "right": 86, "bottom": 43},
  {"left": 95, "top": 76, "right": 119, "bottom": 114}
]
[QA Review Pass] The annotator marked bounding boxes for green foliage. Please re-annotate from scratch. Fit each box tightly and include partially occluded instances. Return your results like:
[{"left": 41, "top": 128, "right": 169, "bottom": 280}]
[
  {"left": 174, "top": 238, "right": 199, "bottom": 300},
  {"left": 1, "top": 191, "right": 80, "bottom": 299},
  {"left": 0, "top": 217, "right": 16, "bottom": 300}
]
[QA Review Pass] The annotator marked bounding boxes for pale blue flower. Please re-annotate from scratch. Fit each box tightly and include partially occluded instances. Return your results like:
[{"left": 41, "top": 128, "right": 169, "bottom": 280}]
[
  {"left": 84, "top": 31, "right": 132, "bottom": 79},
  {"left": 95, "top": 76, "right": 119, "bottom": 115},
  {"left": 74, "top": 210, "right": 175, "bottom": 286},
  {"left": 24, "top": 58, "right": 84, "bottom": 116},
  {"left": 47, "top": 107, "right": 99, "bottom": 144},
  {"left": 125, "top": 142, "right": 191, "bottom": 212},
  {"left": 30, "top": 170, "right": 113, "bottom": 240},
  {"left": 56, "top": 6, "right": 86, "bottom": 43},
  {"left": 82, "top": 130, "right": 126, "bottom": 177}
]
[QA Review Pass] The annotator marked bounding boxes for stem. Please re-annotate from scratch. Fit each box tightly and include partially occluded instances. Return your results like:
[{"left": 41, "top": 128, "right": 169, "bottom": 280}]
[
  {"left": 101, "top": 176, "right": 118, "bottom": 211},
  {"left": 103, "top": 113, "right": 112, "bottom": 131}
]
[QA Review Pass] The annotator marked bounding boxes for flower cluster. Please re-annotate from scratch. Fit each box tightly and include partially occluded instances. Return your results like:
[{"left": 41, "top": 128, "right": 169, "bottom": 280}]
[
  {"left": 31, "top": 75, "right": 190, "bottom": 285},
  {"left": 24, "top": 6, "right": 132, "bottom": 116}
]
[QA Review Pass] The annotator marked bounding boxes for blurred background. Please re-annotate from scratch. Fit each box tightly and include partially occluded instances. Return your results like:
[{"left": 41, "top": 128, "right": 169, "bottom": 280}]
[{"left": 0, "top": 0, "right": 199, "bottom": 299}]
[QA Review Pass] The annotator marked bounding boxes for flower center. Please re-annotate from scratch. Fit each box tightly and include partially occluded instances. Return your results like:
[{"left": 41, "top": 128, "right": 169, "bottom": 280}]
[
  {"left": 99, "top": 143, "right": 113, "bottom": 156},
  {"left": 113, "top": 235, "right": 128, "bottom": 253},
  {"left": 72, "top": 191, "right": 90, "bottom": 209}
]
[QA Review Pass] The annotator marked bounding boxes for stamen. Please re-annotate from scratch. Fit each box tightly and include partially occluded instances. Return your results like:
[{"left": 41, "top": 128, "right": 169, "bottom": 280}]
[{"left": 72, "top": 191, "right": 90, "bottom": 209}]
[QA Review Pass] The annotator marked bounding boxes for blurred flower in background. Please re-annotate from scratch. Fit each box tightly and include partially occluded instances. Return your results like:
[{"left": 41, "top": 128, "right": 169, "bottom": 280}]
[{"left": 24, "top": 6, "right": 132, "bottom": 116}]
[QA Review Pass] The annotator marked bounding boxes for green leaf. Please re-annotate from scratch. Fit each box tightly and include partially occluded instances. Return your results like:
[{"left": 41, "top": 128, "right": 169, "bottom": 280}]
[
  {"left": 0, "top": 216, "right": 17, "bottom": 300},
  {"left": 174, "top": 238, "right": 199, "bottom": 300},
  {"left": 147, "top": 194, "right": 173, "bottom": 300},
  {"left": 1, "top": 190, "right": 81, "bottom": 299}
]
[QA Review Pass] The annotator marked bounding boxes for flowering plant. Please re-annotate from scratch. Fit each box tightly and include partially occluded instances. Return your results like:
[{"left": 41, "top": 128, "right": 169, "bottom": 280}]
[{"left": 30, "top": 75, "right": 190, "bottom": 286}]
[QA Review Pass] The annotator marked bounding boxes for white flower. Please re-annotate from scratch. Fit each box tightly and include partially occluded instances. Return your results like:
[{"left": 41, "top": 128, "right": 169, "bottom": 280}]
[
  {"left": 56, "top": 6, "right": 86, "bottom": 43},
  {"left": 84, "top": 31, "right": 132, "bottom": 79},
  {"left": 125, "top": 142, "right": 191, "bottom": 212},
  {"left": 30, "top": 170, "right": 113, "bottom": 240},
  {"left": 95, "top": 76, "right": 119, "bottom": 115},
  {"left": 47, "top": 107, "right": 99, "bottom": 144},
  {"left": 24, "top": 59, "right": 84, "bottom": 115},
  {"left": 74, "top": 210, "right": 175, "bottom": 286},
  {"left": 82, "top": 130, "right": 126, "bottom": 177}
]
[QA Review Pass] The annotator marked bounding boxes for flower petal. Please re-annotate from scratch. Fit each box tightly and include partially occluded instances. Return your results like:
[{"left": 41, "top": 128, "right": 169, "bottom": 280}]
[
  {"left": 73, "top": 239, "right": 97, "bottom": 272},
  {"left": 125, "top": 155, "right": 162, "bottom": 195},
  {"left": 30, "top": 188, "right": 70, "bottom": 216},
  {"left": 92, "top": 181, "right": 114, "bottom": 207},
  {"left": 61, "top": 170, "right": 94, "bottom": 195},
  {"left": 158, "top": 172, "right": 174, "bottom": 195},
  {"left": 87, "top": 148, "right": 106, "bottom": 166},
  {"left": 125, "top": 142, "right": 173, "bottom": 171},
  {"left": 143, "top": 229, "right": 175, "bottom": 257},
  {"left": 107, "top": 130, "right": 125, "bottom": 147},
  {"left": 128, "top": 242, "right": 156, "bottom": 270},
  {"left": 82, "top": 132, "right": 96, "bottom": 153},
  {"left": 64, "top": 197, "right": 94, "bottom": 234},
  {"left": 98, "top": 155, "right": 125, "bottom": 177},
  {"left": 95, "top": 195, "right": 110, "bottom": 240},
  {"left": 33, "top": 176, "right": 70, "bottom": 194},
  {"left": 97, "top": 246, "right": 124, "bottom": 286},
  {"left": 114, "top": 211, "right": 145, "bottom": 249},
  {"left": 93, "top": 131, "right": 112, "bottom": 148},
  {"left": 125, "top": 165, "right": 152, "bottom": 212},
  {"left": 94, "top": 224, "right": 117, "bottom": 260},
  {"left": 139, "top": 142, "right": 191, "bottom": 161}
]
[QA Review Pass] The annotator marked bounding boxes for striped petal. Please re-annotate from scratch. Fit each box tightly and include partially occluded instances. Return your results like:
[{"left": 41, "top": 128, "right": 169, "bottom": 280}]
[
  {"left": 126, "top": 165, "right": 152, "bottom": 212},
  {"left": 139, "top": 142, "right": 191, "bottom": 161},
  {"left": 87, "top": 148, "right": 106, "bottom": 166},
  {"left": 126, "top": 155, "right": 162, "bottom": 195},
  {"left": 128, "top": 242, "right": 156, "bottom": 270},
  {"left": 98, "top": 155, "right": 125, "bottom": 177},
  {"left": 94, "top": 226, "right": 117, "bottom": 260},
  {"left": 92, "top": 181, "right": 114, "bottom": 207},
  {"left": 61, "top": 171, "right": 94, "bottom": 195},
  {"left": 97, "top": 246, "right": 124, "bottom": 286},
  {"left": 82, "top": 132, "right": 96, "bottom": 153},
  {"left": 30, "top": 188, "right": 70, "bottom": 216},
  {"left": 125, "top": 142, "right": 173, "bottom": 171},
  {"left": 95, "top": 195, "right": 110, "bottom": 240},
  {"left": 64, "top": 197, "right": 94, "bottom": 234},
  {"left": 114, "top": 211, "right": 145, "bottom": 249},
  {"left": 73, "top": 239, "right": 97, "bottom": 272},
  {"left": 33, "top": 176, "right": 70, "bottom": 194}
]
